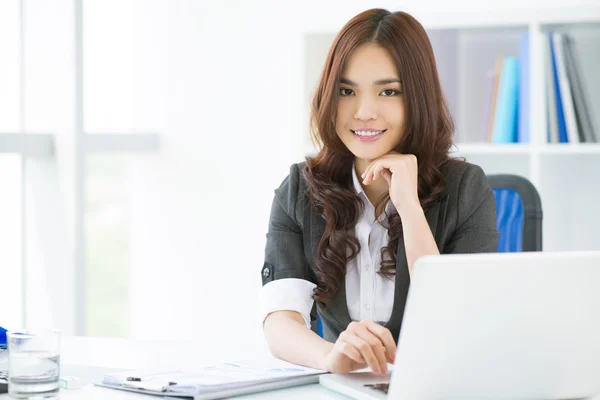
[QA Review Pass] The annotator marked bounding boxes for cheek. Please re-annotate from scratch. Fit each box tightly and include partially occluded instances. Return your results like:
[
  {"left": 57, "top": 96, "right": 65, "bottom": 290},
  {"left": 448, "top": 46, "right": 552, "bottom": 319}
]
[
  {"left": 336, "top": 100, "right": 354, "bottom": 126},
  {"left": 382, "top": 101, "right": 405, "bottom": 126}
]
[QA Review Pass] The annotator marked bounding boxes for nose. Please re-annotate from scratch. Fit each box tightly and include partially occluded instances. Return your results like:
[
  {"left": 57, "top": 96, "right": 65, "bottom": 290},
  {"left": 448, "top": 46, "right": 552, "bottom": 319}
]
[{"left": 354, "top": 96, "right": 378, "bottom": 121}]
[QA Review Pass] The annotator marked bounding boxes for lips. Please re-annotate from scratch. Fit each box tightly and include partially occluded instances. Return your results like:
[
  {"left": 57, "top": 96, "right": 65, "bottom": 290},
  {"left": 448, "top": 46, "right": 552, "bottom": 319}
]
[
  {"left": 351, "top": 129, "right": 386, "bottom": 142},
  {"left": 351, "top": 129, "right": 386, "bottom": 137}
]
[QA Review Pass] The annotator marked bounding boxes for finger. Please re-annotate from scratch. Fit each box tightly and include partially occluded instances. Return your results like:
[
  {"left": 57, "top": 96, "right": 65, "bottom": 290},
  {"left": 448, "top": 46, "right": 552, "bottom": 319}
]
[
  {"left": 372, "top": 164, "right": 388, "bottom": 182},
  {"left": 381, "top": 170, "right": 392, "bottom": 186},
  {"left": 343, "top": 332, "right": 382, "bottom": 374},
  {"left": 363, "top": 321, "right": 397, "bottom": 363},
  {"left": 352, "top": 324, "right": 388, "bottom": 374},
  {"left": 364, "top": 162, "right": 378, "bottom": 184},
  {"left": 362, "top": 160, "right": 379, "bottom": 179},
  {"left": 361, "top": 163, "right": 374, "bottom": 184},
  {"left": 360, "top": 166, "right": 367, "bottom": 180},
  {"left": 360, "top": 162, "right": 372, "bottom": 179},
  {"left": 337, "top": 340, "right": 365, "bottom": 364},
  {"left": 371, "top": 158, "right": 394, "bottom": 183}
]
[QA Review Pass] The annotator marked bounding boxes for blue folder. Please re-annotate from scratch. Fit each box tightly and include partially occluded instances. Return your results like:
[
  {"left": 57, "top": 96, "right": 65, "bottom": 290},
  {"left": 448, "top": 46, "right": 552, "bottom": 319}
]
[{"left": 492, "top": 56, "right": 520, "bottom": 143}]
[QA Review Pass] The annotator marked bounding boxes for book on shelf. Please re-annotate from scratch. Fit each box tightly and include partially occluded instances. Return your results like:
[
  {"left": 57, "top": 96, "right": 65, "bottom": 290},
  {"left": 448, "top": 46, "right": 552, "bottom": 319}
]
[
  {"left": 562, "top": 34, "right": 597, "bottom": 143},
  {"left": 552, "top": 32, "right": 579, "bottom": 143},
  {"left": 545, "top": 32, "right": 560, "bottom": 143},
  {"left": 546, "top": 31, "right": 597, "bottom": 143},
  {"left": 480, "top": 31, "right": 597, "bottom": 145},
  {"left": 518, "top": 32, "right": 530, "bottom": 144},
  {"left": 491, "top": 56, "right": 519, "bottom": 144},
  {"left": 483, "top": 57, "right": 504, "bottom": 143},
  {"left": 484, "top": 33, "right": 527, "bottom": 144},
  {"left": 549, "top": 33, "right": 569, "bottom": 143}
]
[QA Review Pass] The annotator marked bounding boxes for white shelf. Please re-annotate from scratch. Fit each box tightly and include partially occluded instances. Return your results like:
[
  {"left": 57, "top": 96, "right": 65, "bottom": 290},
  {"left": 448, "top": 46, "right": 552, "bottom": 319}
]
[
  {"left": 307, "top": 143, "right": 600, "bottom": 157},
  {"left": 539, "top": 143, "right": 600, "bottom": 154},
  {"left": 451, "top": 143, "right": 532, "bottom": 155},
  {"left": 452, "top": 143, "right": 600, "bottom": 155},
  {"left": 306, "top": 7, "right": 600, "bottom": 33}
]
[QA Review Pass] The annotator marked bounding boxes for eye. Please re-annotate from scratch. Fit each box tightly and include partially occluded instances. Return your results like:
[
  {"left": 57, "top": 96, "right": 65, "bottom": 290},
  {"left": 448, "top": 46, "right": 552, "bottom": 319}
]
[
  {"left": 340, "top": 88, "right": 354, "bottom": 96},
  {"left": 381, "top": 89, "right": 400, "bottom": 96}
]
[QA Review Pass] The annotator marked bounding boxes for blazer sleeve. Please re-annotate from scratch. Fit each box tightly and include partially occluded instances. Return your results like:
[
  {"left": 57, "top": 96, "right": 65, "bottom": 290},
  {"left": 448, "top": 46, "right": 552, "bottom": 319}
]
[
  {"left": 260, "top": 164, "right": 314, "bottom": 286},
  {"left": 442, "top": 164, "right": 500, "bottom": 254}
]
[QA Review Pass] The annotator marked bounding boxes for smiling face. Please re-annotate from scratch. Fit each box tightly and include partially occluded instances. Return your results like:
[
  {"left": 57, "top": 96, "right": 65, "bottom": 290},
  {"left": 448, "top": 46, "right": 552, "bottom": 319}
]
[{"left": 335, "top": 42, "right": 406, "bottom": 163}]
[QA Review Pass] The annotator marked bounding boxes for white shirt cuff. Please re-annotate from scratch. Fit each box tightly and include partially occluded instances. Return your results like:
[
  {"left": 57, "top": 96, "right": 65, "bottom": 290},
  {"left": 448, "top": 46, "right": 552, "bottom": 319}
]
[{"left": 259, "top": 278, "right": 317, "bottom": 330}]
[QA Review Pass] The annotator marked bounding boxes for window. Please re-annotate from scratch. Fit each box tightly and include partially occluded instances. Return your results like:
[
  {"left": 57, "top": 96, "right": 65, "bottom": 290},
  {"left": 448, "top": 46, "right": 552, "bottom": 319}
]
[
  {"left": 3, "top": 0, "right": 159, "bottom": 336},
  {"left": 0, "top": 155, "right": 23, "bottom": 328},
  {"left": 85, "top": 155, "right": 129, "bottom": 336},
  {"left": 0, "top": 0, "right": 22, "bottom": 329}
]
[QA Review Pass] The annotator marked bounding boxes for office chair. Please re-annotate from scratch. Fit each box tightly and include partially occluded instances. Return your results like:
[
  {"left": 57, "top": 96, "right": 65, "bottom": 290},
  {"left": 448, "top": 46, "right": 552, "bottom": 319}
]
[
  {"left": 487, "top": 174, "right": 543, "bottom": 252},
  {"left": 312, "top": 174, "right": 544, "bottom": 337}
]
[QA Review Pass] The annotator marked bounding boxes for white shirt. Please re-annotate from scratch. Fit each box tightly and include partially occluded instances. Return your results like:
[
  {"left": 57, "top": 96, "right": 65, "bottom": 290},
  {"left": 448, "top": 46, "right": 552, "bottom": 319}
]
[{"left": 259, "top": 165, "right": 397, "bottom": 329}]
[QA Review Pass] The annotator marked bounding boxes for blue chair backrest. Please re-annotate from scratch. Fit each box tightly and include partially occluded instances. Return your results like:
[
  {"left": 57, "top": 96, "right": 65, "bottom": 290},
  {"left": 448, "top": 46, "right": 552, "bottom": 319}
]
[
  {"left": 488, "top": 174, "right": 542, "bottom": 252},
  {"left": 493, "top": 188, "right": 524, "bottom": 252}
]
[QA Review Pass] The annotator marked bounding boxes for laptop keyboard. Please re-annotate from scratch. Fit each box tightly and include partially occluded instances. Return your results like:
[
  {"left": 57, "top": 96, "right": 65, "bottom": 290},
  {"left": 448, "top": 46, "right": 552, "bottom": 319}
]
[{"left": 364, "top": 382, "right": 389, "bottom": 394}]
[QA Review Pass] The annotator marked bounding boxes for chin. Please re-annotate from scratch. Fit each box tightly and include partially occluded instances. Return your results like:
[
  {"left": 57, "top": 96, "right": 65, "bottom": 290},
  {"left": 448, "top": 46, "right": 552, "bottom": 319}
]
[{"left": 348, "top": 147, "right": 388, "bottom": 161}]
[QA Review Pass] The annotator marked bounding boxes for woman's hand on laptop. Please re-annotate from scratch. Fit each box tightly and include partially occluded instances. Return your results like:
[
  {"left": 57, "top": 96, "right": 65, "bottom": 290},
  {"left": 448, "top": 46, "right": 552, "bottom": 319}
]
[{"left": 324, "top": 321, "right": 396, "bottom": 375}]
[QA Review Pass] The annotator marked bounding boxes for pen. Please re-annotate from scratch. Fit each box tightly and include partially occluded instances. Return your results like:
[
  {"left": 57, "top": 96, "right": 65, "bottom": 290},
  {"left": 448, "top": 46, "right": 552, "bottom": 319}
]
[
  {"left": 125, "top": 370, "right": 180, "bottom": 382},
  {"left": 123, "top": 381, "right": 170, "bottom": 392},
  {"left": 122, "top": 370, "right": 179, "bottom": 392},
  {"left": 122, "top": 381, "right": 177, "bottom": 393}
]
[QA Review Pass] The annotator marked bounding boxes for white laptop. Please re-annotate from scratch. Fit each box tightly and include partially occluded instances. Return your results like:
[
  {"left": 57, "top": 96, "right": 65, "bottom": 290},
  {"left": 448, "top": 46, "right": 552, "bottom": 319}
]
[{"left": 320, "top": 251, "right": 600, "bottom": 400}]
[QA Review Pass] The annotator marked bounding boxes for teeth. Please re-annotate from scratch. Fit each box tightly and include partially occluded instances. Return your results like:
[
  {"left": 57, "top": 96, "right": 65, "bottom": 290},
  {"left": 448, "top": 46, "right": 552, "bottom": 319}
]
[{"left": 354, "top": 130, "right": 383, "bottom": 136}]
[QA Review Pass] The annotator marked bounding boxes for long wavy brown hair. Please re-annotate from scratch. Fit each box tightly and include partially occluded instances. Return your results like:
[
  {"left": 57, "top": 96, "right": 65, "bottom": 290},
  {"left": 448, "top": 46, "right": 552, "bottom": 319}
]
[{"left": 304, "top": 9, "right": 455, "bottom": 308}]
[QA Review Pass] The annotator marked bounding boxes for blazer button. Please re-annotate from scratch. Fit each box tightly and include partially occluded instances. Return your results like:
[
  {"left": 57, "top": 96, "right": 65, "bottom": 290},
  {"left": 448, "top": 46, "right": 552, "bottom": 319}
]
[{"left": 262, "top": 267, "right": 271, "bottom": 278}]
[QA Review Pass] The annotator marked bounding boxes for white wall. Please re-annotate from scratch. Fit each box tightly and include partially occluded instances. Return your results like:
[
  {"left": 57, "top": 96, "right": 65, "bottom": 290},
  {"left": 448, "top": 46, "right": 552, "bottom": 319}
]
[
  {"left": 0, "top": 0, "right": 22, "bottom": 328},
  {"left": 125, "top": 0, "right": 600, "bottom": 350}
]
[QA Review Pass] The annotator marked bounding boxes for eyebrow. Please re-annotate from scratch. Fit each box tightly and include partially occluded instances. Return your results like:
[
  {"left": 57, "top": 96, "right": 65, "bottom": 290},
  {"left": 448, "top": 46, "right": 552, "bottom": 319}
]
[{"left": 340, "top": 77, "right": 402, "bottom": 86}]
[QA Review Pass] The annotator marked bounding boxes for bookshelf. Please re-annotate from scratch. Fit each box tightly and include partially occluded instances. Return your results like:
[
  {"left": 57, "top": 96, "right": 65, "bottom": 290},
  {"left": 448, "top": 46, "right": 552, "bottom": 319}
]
[{"left": 303, "top": 7, "right": 600, "bottom": 252}]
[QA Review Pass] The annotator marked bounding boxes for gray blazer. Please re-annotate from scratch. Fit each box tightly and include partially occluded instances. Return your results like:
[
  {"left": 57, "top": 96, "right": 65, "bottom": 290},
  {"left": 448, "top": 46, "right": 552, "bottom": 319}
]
[{"left": 261, "top": 160, "right": 499, "bottom": 343}]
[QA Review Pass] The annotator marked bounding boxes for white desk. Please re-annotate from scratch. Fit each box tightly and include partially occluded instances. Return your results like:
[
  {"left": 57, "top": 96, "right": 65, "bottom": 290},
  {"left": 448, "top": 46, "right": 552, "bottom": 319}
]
[
  {"left": 4, "top": 336, "right": 599, "bottom": 400},
  {"left": 0, "top": 336, "right": 348, "bottom": 399}
]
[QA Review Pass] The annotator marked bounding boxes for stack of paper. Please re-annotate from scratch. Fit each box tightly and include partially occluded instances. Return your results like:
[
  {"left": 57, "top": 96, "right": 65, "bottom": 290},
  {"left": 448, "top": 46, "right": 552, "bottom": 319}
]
[{"left": 97, "top": 357, "right": 327, "bottom": 399}]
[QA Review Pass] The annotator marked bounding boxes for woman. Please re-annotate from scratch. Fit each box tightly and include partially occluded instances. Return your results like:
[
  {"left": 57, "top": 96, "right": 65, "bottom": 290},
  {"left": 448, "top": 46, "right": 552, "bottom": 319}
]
[{"left": 259, "top": 9, "right": 499, "bottom": 376}]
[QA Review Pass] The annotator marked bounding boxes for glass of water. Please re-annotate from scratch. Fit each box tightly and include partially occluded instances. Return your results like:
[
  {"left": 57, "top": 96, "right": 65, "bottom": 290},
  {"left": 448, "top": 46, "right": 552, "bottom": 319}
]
[{"left": 7, "top": 329, "right": 60, "bottom": 399}]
